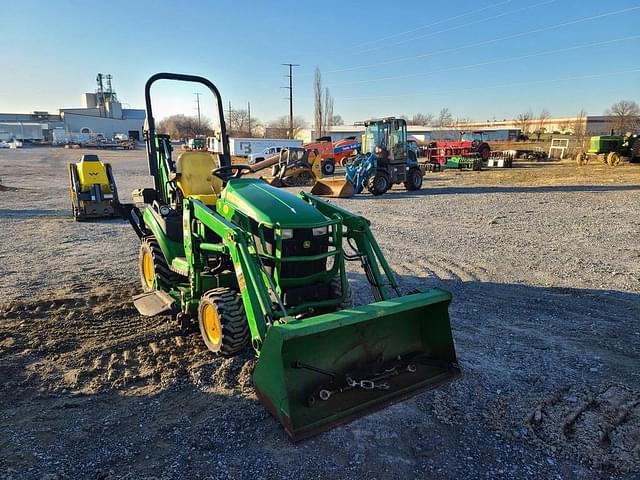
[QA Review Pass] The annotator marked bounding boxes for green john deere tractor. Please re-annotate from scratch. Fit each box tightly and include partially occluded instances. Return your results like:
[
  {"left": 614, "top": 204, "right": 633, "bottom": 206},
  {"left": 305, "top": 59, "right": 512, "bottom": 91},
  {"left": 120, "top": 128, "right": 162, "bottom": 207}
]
[
  {"left": 576, "top": 133, "right": 640, "bottom": 166},
  {"left": 127, "top": 73, "right": 460, "bottom": 440}
]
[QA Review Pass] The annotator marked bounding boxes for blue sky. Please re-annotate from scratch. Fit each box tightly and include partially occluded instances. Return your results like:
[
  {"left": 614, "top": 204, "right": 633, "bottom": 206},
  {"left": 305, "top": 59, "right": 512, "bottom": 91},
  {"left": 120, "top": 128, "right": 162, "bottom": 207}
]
[{"left": 1, "top": 0, "right": 638, "bottom": 125}]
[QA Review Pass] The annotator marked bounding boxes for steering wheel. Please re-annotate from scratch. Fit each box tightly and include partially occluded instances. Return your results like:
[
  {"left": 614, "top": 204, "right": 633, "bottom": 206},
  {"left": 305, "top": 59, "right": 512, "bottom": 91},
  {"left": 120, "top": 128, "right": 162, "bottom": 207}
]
[{"left": 211, "top": 164, "right": 253, "bottom": 180}]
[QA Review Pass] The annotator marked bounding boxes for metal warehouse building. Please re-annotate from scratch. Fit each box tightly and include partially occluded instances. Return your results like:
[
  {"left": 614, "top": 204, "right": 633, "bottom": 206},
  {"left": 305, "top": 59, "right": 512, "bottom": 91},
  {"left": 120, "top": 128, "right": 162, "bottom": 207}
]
[{"left": 0, "top": 74, "right": 145, "bottom": 142}]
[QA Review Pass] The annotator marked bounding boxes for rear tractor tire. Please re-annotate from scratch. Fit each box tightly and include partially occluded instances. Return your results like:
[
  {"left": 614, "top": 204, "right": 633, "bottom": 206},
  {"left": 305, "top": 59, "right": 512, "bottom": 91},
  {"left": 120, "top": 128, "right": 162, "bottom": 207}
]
[
  {"left": 477, "top": 143, "right": 490, "bottom": 161},
  {"left": 367, "top": 172, "right": 390, "bottom": 196},
  {"left": 138, "top": 237, "right": 178, "bottom": 292},
  {"left": 403, "top": 168, "right": 423, "bottom": 191},
  {"left": 198, "top": 288, "right": 249, "bottom": 356},
  {"left": 607, "top": 152, "right": 621, "bottom": 166}
]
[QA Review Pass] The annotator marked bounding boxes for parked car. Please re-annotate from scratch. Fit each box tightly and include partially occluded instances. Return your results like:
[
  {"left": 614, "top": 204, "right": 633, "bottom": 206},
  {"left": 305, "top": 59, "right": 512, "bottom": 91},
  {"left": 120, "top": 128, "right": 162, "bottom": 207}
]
[{"left": 249, "top": 146, "right": 283, "bottom": 164}]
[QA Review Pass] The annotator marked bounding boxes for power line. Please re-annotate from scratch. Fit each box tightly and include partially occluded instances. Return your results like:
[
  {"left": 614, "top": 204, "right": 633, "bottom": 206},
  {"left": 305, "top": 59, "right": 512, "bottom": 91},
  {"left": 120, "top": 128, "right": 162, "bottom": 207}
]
[
  {"left": 350, "top": 0, "right": 513, "bottom": 51},
  {"left": 358, "top": 0, "right": 557, "bottom": 54},
  {"left": 281, "top": 63, "right": 300, "bottom": 139},
  {"left": 328, "top": 35, "right": 640, "bottom": 87},
  {"left": 323, "top": 5, "right": 640, "bottom": 75},
  {"left": 335, "top": 68, "right": 640, "bottom": 101}
]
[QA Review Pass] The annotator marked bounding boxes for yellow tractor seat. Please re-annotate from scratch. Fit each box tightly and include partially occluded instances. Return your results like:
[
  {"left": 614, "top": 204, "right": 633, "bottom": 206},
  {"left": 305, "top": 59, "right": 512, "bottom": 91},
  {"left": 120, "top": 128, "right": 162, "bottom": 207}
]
[{"left": 175, "top": 151, "right": 223, "bottom": 205}]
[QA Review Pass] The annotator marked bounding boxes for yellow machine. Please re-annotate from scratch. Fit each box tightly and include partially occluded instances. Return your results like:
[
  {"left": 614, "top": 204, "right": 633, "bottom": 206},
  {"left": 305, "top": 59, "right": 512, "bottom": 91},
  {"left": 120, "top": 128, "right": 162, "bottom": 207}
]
[{"left": 68, "top": 154, "right": 120, "bottom": 220}]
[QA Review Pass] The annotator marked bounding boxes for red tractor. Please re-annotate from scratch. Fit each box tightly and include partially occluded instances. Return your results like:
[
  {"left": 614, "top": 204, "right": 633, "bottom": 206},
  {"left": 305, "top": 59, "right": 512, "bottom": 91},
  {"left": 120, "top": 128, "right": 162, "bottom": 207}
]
[{"left": 424, "top": 140, "right": 490, "bottom": 166}]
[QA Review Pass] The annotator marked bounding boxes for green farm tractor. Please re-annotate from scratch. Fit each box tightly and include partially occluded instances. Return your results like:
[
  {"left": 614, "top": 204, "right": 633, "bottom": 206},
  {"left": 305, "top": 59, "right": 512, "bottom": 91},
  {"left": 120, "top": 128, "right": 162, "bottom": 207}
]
[
  {"left": 576, "top": 134, "right": 640, "bottom": 166},
  {"left": 128, "top": 73, "right": 460, "bottom": 440}
]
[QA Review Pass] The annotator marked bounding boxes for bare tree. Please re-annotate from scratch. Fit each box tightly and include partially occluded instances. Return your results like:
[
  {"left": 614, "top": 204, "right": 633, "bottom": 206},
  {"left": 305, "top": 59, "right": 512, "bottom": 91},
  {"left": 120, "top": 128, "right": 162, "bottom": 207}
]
[
  {"left": 572, "top": 109, "right": 587, "bottom": 151},
  {"left": 515, "top": 109, "right": 534, "bottom": 135},
  {"left": 605, "top": 100, "right": 640, "bottom": 134},
  {"left": 534, "top": 108, "right": 550, "bottom": 141},
  {"left": 322, "top": 87, "right": 334, "bottom": 136},
  {"left": 228, "top": 109, "right": 261, "bottom": 137},
  {"left": 431, "top": 109, "right": 454, "bottom": 139},
  {"left": 558, "top": 118, "right": 572, "bottom": 134},
  {"left": 314, "top": 67, "right": 324, "bottom": 138},
  {"left": 573, "top": 109, "right": 587, "bottom": 136},
  {"left": 157, "top": 114, "right": 213, "bottom": 139},
  {"left": 331, "top": 114, "right": 344, "bottom": 126},
  {"left": 435, "top": 108, "right": 453, "bottom": 127},
  {"left": 408, "top": 113, "right": 433, "bottom": 126},
  {"left": 313, "top": 67, "right": 341, "bottom": 137},
  {"left": 266, "top": 115, "right": 308, "bottom": 139}
]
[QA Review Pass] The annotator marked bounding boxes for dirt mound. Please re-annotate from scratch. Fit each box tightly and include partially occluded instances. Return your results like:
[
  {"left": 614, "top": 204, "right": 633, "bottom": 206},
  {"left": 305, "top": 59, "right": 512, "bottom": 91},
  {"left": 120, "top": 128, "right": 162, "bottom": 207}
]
[{"left": 0, "top": 287, "right": 256, "bottom": 399}]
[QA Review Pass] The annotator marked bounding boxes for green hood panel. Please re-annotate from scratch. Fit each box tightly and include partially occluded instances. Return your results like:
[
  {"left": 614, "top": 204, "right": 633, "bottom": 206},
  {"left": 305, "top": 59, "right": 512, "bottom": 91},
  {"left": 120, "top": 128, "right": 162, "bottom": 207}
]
[{"left": 221, "top": 178, "right": 329, "bottom": 227}]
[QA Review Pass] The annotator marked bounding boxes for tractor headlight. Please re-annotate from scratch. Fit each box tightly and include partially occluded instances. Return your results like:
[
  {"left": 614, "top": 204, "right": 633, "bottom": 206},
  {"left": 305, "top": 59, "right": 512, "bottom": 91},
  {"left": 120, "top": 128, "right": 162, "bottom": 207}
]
[
  {"left": 280, "top": 228, "right": 294, "bottom": 240},
  {"left": 375, "top": 146, "right": 382, "bottom": 154},
  {"left": 312, "top": 226, "right": 328, "bottom": 236}
]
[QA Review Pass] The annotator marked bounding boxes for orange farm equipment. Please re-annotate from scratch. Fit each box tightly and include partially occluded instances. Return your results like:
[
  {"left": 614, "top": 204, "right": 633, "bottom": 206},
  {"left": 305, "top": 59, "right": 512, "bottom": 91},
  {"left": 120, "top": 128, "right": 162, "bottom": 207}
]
[{"left": 305, "top": 136, "right": 361, "bottom": 169}]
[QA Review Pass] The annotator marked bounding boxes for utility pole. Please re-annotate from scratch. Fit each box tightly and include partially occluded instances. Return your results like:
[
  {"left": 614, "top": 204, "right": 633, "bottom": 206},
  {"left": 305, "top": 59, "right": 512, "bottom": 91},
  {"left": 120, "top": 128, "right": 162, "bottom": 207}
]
[
  {"left": 228, "top": 101, "right": 233, "bottom": 126},
  {"left": 194, "top": 92, "right": 202, "bottom": 131},
  {"left": 247, "top": 101, "right": 251, "bottom": 137},
  {"left": 282, "top": 63, "right": 300, "bottom": 139}
]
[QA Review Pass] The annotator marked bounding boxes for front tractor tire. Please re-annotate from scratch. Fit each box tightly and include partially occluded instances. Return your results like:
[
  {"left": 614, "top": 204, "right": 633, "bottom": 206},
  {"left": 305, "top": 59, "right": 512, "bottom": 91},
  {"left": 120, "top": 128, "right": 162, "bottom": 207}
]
[
  {"left": 329, "top": 277, "right": 353, "bottom": 310},
  {"left": 575, "top": 152, "right": 588, "bottom": 166},
  {"left": 198, "top": 288, "right": 249, "bottom": 356},
  {"left": 138, "top": 237, "right": 178, "bottom": 292},
  {"left": 404, "top": 168, "right": 423, "bottom": 191},
  {"left": 367, "top": 172, "right": 390, "bottom": 196}
]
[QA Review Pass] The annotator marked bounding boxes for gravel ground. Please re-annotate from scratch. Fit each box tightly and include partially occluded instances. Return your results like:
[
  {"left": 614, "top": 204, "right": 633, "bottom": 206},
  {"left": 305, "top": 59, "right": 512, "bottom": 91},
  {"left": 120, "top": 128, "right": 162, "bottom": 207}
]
[{"left": 0, "top": 147, "right": 639, "bottom": 479}]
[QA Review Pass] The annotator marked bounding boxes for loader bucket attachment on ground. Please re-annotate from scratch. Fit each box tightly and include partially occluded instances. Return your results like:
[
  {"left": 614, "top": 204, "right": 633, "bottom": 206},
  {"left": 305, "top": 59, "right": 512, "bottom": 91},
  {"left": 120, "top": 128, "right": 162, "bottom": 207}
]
[
  {"left": 310, "top": 178, "right": 355, "bottom": 198},
  {"left": 253, "top": 288, "right": 460, "bottom": 440}
]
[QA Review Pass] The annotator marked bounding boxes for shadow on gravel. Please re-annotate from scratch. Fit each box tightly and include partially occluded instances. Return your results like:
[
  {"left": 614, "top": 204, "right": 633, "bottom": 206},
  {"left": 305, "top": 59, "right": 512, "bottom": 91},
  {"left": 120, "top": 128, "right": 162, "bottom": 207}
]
[
  {"left": 349, "top": 271, "right": 640, "bottom": 472},
  {"left": 0, "top": 209, "right": 131, "bottom": 224},
  {"left": 345, "top": 184, "right": 640, "bottom": 200},
  {"left": 0, "top": 208, "right": 70, "bottom": 218},
  {"left": 1, "top": 277, "right": 639, "bottom": 478}
]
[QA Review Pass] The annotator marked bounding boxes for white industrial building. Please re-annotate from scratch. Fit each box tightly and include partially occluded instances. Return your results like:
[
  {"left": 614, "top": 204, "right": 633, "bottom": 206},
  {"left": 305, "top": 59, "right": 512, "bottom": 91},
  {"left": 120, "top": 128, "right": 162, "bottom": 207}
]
[{"left": 0, "top": 74, "right": 145, "bottom": 142}]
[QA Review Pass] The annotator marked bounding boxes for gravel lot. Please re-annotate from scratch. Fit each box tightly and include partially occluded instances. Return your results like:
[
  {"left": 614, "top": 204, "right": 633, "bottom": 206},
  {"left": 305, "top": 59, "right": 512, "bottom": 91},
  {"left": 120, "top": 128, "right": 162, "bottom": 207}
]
[{"left": 1, "top": 147, "right": 639, "bottom": 479}]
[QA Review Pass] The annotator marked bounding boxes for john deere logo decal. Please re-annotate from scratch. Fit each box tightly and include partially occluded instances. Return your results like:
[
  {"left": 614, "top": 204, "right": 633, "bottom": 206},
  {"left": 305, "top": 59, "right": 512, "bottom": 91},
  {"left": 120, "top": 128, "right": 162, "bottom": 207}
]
[{"left": 303, "top": 240, "right": 311, "bottom": 249}]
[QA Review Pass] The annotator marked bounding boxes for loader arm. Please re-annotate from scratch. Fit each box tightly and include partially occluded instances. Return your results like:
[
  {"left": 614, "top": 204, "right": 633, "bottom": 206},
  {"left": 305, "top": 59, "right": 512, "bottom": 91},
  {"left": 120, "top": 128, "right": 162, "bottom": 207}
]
[
  {"left": 187, "top": 198, "right": 275, "bottom": 344},
  {"left": 300, "top": 192, "right": 401, "bottom": 301}
]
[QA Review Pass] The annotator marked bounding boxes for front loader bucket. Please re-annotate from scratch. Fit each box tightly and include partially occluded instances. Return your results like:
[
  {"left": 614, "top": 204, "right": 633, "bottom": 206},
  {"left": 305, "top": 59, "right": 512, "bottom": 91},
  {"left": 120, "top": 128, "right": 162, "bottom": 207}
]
[
  {"left": 310, "top": 178, "right": 354, "bottom": 198},
  {"left": 260, "top": 176, "right": 284, "bottom": 187},
  {"left": 253, "top": 288, "right": 460, "bottom": 441}
]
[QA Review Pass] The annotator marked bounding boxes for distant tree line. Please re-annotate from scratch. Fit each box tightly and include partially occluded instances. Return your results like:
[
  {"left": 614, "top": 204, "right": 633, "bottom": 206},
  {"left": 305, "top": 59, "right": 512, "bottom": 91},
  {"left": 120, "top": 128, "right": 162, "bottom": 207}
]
[
  {"left": 156, "top": 114, "right": 213, "bottom": 139},
  {"left": 155, "top": 98, "right": 639, "bottom": 141}
]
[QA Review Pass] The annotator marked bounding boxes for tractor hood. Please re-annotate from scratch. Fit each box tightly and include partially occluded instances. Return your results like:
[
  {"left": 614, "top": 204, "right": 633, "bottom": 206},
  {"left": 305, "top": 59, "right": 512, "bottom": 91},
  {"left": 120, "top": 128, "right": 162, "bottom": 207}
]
[{"left": 221, "top": 178, "right": 329, "bottom": 227}]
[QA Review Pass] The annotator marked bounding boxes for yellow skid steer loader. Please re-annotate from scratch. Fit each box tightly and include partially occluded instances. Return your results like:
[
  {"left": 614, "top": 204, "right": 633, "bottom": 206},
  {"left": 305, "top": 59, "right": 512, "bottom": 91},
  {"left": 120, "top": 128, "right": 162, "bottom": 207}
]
[{"left": 68, "top": 154, "right": 120, "bottom": 221}]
